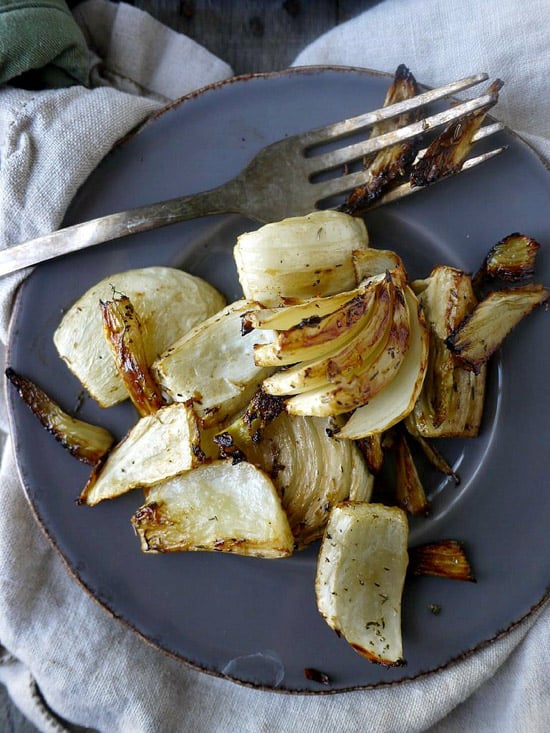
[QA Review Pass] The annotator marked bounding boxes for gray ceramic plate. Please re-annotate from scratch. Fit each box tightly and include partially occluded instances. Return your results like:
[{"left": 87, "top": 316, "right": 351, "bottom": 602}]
[{"left": 6, "top": 67, "right": 550, "bottom": 692}]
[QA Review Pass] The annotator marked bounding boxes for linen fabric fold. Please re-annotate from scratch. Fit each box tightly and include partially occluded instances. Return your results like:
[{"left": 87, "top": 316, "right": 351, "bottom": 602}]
[{"left": 0, "top": 1, "right": 549, "bottom": 732}]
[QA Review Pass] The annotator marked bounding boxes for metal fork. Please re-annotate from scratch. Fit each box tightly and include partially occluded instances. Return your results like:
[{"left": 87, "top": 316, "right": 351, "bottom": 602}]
[{"left": 0, "top": 73, "right": 504, "bottom": 277}]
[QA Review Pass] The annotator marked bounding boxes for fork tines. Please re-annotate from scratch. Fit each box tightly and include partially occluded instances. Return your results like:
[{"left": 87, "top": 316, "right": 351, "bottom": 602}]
[
  {"left": 371, "top": 124, "right": 506, "bottom": 210},
  {"left": 308, "top": 70, "right": 506, "bottom": 212},
  {"left": 303, "top": 73, "right": 490, "bottom": 149}
]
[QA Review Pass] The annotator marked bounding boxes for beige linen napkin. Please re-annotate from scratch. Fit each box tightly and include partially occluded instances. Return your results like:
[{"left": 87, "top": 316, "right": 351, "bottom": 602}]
[{"left": 1, "top": 1, "right": 549, "bottom": 732}]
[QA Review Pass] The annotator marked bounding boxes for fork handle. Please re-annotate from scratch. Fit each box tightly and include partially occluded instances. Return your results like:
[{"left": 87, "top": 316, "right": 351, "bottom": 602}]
[{"left": 0, "top": 180, "right": 242, "bottom": 277}]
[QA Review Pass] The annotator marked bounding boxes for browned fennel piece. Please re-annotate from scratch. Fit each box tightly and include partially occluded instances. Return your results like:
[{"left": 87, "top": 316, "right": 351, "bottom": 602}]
[
  {"left": 100, "top": 295, "right": 166, "bottom": 417},
  {"left": 356, "top": 432, "right": 385, "bottom": 475},
  {"left": 409, "top": 539, "right": 476, "bottom": 582},
  {"left": 407, "top": 432, "right": 460, "bottom": 485},
  {"left": 252, "top": 278, "right": 379, "bottom": 368},
  {"left": 282, "top": 277, "right": 413, "bottom": 418},
  {"left": 261, "top": 274, "right": 392, "bottom": 398},
  {"left": 473, "top": 232, "right": 541, "bottom": 290},
  {"left": 316, "top": 502, "right": 409, "bottom": 666},
  {"left": 79, "top": 402, "right": 204, "bottom": 506},
  {"left": 53, "top": 267, "right": 226, "bottom": 408},
  {"left": 5, "top": 368, "right": 114, "bottom": 464},
  {"left": 446, "top": 283, "right": 550, "bottom": 374},
  {"left": 341, "top": 63, "right": 421, "bottom": 214},
  {"left": 336, "top": 287, "right": 429, "bottom": 439},
  {"left": 131, "top": 460, "right": 294, "bottom": 558},
  {"left": 406, "top": 266, "right": 486, "bottom": 438},
  {"left": 215, "top": 400, "right": 373, "bottom": 549},
  {"left": 394, "top": 431, "right": 430, "bottom": 517},
  {"left": 410, "top": 79, "right": 504, "bottom": 187}
]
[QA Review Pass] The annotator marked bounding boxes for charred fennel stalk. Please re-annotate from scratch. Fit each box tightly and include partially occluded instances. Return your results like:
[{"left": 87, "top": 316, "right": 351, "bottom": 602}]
[{"left": 5, "top": 367, "right": 114, "bottom": 464}]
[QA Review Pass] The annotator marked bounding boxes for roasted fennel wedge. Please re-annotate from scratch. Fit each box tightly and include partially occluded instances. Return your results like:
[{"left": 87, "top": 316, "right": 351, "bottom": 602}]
[
  {"left": 340, "top": 63, "right": 420, "bottom": 215},
  {"left": 394, "top": 431, "right": 430, "bottom": 516},
  {"left": 410, "top": 79, "right": 503, "bottom": 188},
  {"left": 337, "top": 287, "right": 429, "bottom": 438},
  {"left": 241, "top": 287, "right": 363, "bottom": 333},
  {"left": 409, "top": 540, "right": 475, "bottom": 582},
  {"left": 406, "top": 266, "right": 486, "bottom": 438},
  {"left": 256, "top": 270, "right": 414, "bottom": 419},
  {"left": 5, "top": 368, "right": 114, "bottom": 464},
  {"left": 217, "top": 400, "right": 373, "bottom": 549},
  {"left": 446, "top": 283, "right": 550, "bottom": 374},
  {"left": 316, "top": 503, "right": 409, "bottom": 666},
  {"left": 285, "top": 278, "right": 410, "bottom": 417},
  {"left": 261, "top": 275, "right": 392, "bottom": 396},
  {"left": 100, "top": 294, "right": 166, "bottom": 417},
  {"left": 473, "top": 232, "right": 541, "bottom": 288},
  {"left": 153, "top": 300, "right": 275, "bottom": 429},
  {"left": 54, "top": 267, "right": 225, "bottom": 408},
  {"left": 131, "top": 460, "right": 294, "bottom": 558},
  {"left": 252, "top": 278, "right": 379, "bottom": 367},
  {"left": 234, "top": 211, "right": 369, "bottom": 305},
  {"left": 79, "top": 402, "right": 203, "bottom": 506}
]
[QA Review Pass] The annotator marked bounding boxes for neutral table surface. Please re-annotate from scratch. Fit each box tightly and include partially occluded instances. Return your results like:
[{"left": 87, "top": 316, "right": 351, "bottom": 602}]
[{"left": 1, "top": 1, "right": 379, "bottom": 731}]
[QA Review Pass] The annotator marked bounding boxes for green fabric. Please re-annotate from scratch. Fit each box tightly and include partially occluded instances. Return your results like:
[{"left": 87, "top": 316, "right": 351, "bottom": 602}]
[{"left": 0, "top": 0, "right": 89, "bottom": 88}]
